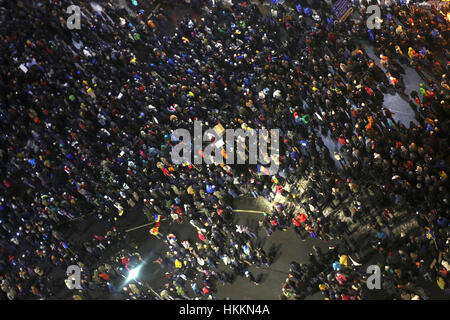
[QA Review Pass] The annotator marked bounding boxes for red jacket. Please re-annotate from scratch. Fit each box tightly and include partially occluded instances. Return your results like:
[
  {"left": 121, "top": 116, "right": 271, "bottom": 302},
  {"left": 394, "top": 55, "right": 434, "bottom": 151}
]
[
  {"left": 365, "top": 87, "right": 374, "bottom": 96},
  {"left": 98, "top": 273, "right": 109, "bottom": 281},
  {"left": 298, "top": 213, "right": 308, "bottom": 223}
]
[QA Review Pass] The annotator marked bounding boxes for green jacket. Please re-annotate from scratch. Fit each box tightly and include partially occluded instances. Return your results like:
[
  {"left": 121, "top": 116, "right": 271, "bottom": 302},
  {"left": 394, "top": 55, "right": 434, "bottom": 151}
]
[{"left": 176, "top": 286, "right": 185, "bottom": 296}]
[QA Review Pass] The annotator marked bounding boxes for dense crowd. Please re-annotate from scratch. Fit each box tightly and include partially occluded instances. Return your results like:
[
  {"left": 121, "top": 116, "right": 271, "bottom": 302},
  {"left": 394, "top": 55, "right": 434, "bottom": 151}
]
[{"left": 0, "top": 0, "right": 449, "bottom": 300}]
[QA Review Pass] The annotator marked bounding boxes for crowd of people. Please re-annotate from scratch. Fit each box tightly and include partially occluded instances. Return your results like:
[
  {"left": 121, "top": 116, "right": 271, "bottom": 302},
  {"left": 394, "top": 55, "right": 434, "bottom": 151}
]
[{"left": 0, "top": 0, "right": 449, "bottom": 300}]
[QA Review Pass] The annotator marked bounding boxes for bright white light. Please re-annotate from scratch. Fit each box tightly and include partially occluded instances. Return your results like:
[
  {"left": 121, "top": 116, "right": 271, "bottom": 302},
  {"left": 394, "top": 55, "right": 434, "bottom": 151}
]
[{"left": 126, "top": 265, "right": 143, "bottom": 282}]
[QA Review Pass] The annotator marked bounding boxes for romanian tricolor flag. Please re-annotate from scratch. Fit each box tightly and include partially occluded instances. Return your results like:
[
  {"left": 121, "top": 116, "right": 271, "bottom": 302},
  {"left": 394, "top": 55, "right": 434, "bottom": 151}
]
[
  {"left": 257, "top": 164, "right": 270, "bottom": 175},
  {"left": 167, "top": 234, "right": 177, "bottom": 242},
  {"left": 183, "top": 161, "right": 193, "bottom": 169},
  {"left": 425, "top": 227, "right": 435, "bottom": 240},
  {"left": 155, "top": 214, "right": 161, "bottom": 223}
]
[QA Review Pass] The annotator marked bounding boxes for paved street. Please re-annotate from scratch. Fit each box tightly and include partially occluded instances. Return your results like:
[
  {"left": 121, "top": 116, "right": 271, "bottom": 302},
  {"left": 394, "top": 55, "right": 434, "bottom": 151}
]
[{"left": 116, "top": 195, "right": 336, "bottom": 300}]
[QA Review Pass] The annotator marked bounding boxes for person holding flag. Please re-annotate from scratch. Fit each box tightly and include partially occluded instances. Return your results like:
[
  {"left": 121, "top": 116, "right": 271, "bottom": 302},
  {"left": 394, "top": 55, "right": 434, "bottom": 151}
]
[
  {"left": 167, "top": 233, "right": 178, "bottom": 247},
  {"left": 150, "top": 215, "right": 163, "bottom": 240},
  {"left": 425, "top": 227, "right": 438, "bottom": 251}
]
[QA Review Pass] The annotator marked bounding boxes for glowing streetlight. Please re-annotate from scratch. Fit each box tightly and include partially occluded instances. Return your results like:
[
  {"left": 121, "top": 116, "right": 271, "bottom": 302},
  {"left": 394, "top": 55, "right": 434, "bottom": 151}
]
[{"left": 126, "top": 264, "right": 143, "bottom": 283}]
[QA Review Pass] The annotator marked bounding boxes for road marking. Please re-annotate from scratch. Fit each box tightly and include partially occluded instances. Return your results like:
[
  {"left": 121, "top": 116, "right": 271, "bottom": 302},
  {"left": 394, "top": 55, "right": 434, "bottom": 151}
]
[
  {"left": 233, "top": 209, "right": 266, "bottom": 214},
  {"left": 125, "top": 218, "right": 167, "bottom": 233}
]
